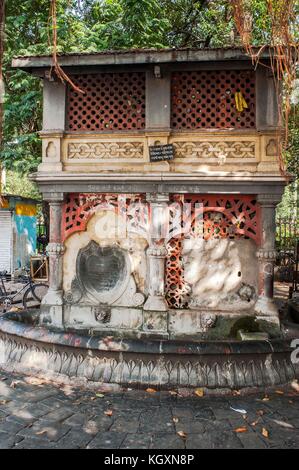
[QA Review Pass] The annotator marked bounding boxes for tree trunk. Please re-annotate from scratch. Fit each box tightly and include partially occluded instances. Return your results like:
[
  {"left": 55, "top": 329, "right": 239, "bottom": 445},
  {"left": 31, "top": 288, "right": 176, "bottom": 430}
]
[{"left": 0, "top": 0, "right": 5, "bottom": 198}]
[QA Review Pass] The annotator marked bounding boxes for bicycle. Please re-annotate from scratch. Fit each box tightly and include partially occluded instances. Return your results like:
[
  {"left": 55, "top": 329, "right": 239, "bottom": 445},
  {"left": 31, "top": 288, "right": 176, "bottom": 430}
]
[{"left": 0, "top": 269, "right": 48, "bottom": 313}]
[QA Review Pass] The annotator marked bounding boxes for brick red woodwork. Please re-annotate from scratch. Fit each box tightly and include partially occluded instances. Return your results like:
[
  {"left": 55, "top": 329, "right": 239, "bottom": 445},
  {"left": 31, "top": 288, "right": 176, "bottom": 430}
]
[
  {"left": 166, "top": 237, "right": 190, "bottom": 309},
  {"left": 171, "top": 70, "right": 255, "bottom": 129},
  {"left": 62, "top": 193, "right": 146, "bottom": 241},
  {"left": 67, "top": 72, "right": 146, "bottom": 131}
]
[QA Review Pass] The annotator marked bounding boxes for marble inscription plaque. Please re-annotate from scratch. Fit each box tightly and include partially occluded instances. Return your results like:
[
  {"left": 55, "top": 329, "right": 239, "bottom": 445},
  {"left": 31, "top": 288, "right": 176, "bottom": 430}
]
[{"left": 77, "top": 242, "right": 126, "bottom": 296}]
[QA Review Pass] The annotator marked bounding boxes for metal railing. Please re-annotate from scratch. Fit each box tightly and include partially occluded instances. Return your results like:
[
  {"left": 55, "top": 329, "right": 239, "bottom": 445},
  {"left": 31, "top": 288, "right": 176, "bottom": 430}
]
[{"left": 276, "top": 217, "right": 299, "bottom": 286}]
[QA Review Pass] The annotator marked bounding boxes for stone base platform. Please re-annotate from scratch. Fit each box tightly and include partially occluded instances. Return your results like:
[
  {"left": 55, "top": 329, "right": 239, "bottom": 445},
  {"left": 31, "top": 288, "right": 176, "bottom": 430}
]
[{"left": 0, "top": 316, "right": 298, "bottom": 390}]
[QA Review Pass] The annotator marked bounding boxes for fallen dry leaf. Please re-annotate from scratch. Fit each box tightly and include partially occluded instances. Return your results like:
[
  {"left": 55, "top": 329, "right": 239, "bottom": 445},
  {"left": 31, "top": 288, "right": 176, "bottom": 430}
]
[
  {"left": 262, "top": 396, "right": 270, "bottom": 402},
  {"left": 275, "top": 390, "right": 284, "bottom": 395},
  {"left": 291, "top": 380, "right": 299, "bottom": 393},
  {"left": 194, "top": 388, "right": 204, "bottom": 397},
  {"left": 257, "top": 410, "right": 265, "bottom": 416},
  {"left": 173, "top": 417, "right": 179, "bottom": 424},
  {"left": 169, "top": 390, "right": 182, "bottom": 398},
  {"left": 289, "top": 400, "right": 293, "bottom": 404},
  {"left": 72, "top": 400, "right": 82, "bottom": 405},
  {"left": 234, "top": 427, "right": 247, "bottom": 433},
  {"left": 36, "top": 430, "right": 47, "bottom": 436},
  {"left": 8, "top": 306, "right": 22, "bottom": 313},
  {"left": 95, "top": 393, "right": 105, "bottom": 398},
  {"left": 272, "top": 420, "right": 294, "bottom": 429},
  {"left": 60, "top": 385, "right": 73, "bottom": 396},
  {"left": 262, "top": 428, "right": 269, "bottom": 438},
  {"left": 104, "top": 410, "right": 113, "bottom": 416},
  {"left": 146, "top": 388, "right": 157, "bottom": 394},
  {"left": 251, "top": 419, "right": 259, "bottom": 426},
  {"left": 90, "top": 397, "right": 96, "bottom": 401},
  {"left": 232, "top": 390, "right": 241, "bottom": 396},
  {"left": 10, "top": 380, "right": 21, "bottom": 389},
  {"left": 177, "top": 431, "right": 187, "bottom": 439},
  {"left": 26, "top": 377, "right": 46, "bottom": 386},
  {"left": 0, "top": 400, "right": 9, "bottom": 405},
  {"left": 230, "top": 406, "right": 247, "bottom": 414}
]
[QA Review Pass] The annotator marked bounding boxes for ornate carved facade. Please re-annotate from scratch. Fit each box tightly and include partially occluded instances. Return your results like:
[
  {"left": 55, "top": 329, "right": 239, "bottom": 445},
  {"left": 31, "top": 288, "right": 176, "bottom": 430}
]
[{"left": 11, "top": 48, "right": 287, "bottom": 339}]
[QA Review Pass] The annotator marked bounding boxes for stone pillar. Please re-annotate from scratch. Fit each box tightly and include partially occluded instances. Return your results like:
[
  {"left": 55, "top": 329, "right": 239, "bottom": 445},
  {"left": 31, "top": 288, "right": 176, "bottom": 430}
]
[
  {"left": 254, "top": 194, "right": 280, "bottom": 325},
  {"left": 40, "top": 193, "right": 65, "bottom": 328},
  {"left": 143, "top": 193, "right": 169, "bottom": 333},
  {"left": 145, "top": 67, "right": 171, "bottom": 130}
]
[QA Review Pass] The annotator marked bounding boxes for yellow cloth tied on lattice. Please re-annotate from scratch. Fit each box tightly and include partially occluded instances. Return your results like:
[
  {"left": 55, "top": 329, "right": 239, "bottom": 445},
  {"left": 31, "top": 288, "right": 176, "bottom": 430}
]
[{"left": 235, "top": 91, "right": 248, "bottom": 112}]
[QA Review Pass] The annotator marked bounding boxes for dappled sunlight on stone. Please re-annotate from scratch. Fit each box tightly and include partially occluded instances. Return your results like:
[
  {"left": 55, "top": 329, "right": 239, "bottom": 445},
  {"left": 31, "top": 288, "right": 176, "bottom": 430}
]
[
  {"left": 183, "top": 238, "right": 258, "bottom": 310},
  {"left": 83, "top": 420, "right": 99, "bottom": 435},
  {"left": 11, "top": 408, "right": 33, "bottom": 420},
  {"left": 0, "top": 381, "right": 13, "bottom": 398},
  {"left": 25, "top": 352, "right": 48, "bottom": 369}
]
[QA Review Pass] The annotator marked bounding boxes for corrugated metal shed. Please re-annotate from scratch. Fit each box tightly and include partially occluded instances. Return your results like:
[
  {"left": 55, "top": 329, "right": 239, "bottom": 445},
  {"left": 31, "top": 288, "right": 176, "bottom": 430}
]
[
  {"left": 0, "top": 211, "right": 12, "bottom": 272},
  {"left": 0, "top": 195, "right": 39, "bottom": 273}
]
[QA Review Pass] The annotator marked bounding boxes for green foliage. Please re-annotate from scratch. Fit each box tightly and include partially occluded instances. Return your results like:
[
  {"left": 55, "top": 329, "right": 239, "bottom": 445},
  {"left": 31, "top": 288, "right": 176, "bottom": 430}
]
[
  {"left": 1, "top": 0, "right": 91, "bottom": 173},
  {"left": 3, "top": 170, "right": 40, "bottom": 200},
  {"left": 276, "top": 183, "right": 298, "bottom": 219},
  {"left": 0, "top": 0, "right": 298, "bottom": 216},
  {"left": 2, "top": 0, "right": 233, "bottom": 176}
]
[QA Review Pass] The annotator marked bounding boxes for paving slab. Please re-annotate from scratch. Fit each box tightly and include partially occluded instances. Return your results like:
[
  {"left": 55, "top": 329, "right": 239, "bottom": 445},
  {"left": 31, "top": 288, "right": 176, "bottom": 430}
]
[{"left": 0, "top": 368, "right": 298, "bottom": 449}]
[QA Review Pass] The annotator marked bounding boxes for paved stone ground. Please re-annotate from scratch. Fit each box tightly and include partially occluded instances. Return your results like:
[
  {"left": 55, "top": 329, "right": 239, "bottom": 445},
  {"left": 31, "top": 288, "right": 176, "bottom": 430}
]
[
  {"left": 0, "top": 369, "right": 298, "bottom": 449},
  {"left": 0, "top": 281, "right": 297, "bottom": 449}
]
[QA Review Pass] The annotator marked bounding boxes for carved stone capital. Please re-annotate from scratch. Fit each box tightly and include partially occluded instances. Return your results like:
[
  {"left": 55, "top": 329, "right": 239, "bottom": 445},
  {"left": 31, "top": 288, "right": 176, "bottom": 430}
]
[
  {"left": 146, "top": 192, "right": 170, "bottom": 204},
  {"left": 43, "top": 192, "right": 65, "bottom": 203},
  {"left": 256, "top": 249, "right": 277, "bottom": 261},
  {"left": 39, "top": 130, "right": 65, "bottom": 139},
  {"left": 147, "top": 245, "right": 168, "bottom": 257},
  {"left": 257, "top": 193, "right": 281, "bottom": 207},
  {"left": 47, "top": 243, "right": 65, "bottom": 256}
]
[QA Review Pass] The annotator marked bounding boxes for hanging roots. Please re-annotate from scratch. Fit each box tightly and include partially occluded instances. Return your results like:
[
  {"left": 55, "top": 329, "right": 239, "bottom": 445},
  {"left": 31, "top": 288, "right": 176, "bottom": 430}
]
[
  {"left": 230, "top": 0, "right": 253, "bottom": 47},
  {"left": 229, "top": 0, "right": 299, "bottom": 176},
  {"left": 49, "top": 0, "right": 84, "bottom": 94}
]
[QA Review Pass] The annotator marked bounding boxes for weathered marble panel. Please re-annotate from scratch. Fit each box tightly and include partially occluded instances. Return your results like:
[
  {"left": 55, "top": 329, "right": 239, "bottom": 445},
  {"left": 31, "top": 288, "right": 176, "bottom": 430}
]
[{"left": 181, "top": 238, "right": 258, "bottom": 311}]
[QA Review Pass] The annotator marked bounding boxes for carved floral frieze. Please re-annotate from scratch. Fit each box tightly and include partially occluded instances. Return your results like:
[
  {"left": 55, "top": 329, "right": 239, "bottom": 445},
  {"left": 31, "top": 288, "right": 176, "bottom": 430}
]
[
  {"left": 67, "top": 142, "right": 144, "bottom": 159},
  {"left": 1, "top": 331, "right": 298, "bottom": 388},
  {"left": 65, "top": 138, "right": 257, "bottom": 162},
  {"left": 172, "top": 140, "right": 256, "bottom": 159}
]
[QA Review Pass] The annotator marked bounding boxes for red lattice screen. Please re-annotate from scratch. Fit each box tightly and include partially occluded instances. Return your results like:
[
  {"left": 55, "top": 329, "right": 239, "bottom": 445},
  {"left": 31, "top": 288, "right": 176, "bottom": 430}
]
[
  {"left": 165, "top": 195, "right": 260, "bottom": 308},
  {"left": 62, "top": 193, "right": 146, "bottom": 241},
  {"left": 171, "top": 70, "right": 255, "bottom": 129},
  {"left": 67, "top": 73, "right": 146, "bottom": 131},
  {"left": 166, "top": 237, "right": 190, "bottom": 309}
]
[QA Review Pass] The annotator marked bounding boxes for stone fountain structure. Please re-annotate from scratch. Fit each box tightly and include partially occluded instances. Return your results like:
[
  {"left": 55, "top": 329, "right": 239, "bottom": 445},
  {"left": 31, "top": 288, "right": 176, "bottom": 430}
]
[{"left": 0, "top": 48, "right": 298, "bottom": 389}]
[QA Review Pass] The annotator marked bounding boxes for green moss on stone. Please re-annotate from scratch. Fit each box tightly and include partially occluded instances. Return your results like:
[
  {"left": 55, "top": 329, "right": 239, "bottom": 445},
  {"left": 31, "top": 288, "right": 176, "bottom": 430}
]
[{"left": 204, "top": 315, "right": 282, "bottom": 340}]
